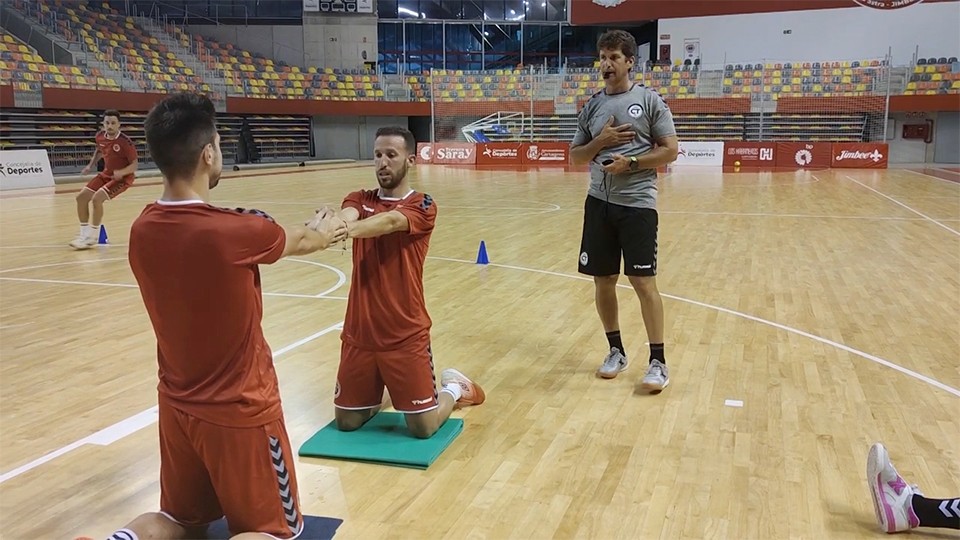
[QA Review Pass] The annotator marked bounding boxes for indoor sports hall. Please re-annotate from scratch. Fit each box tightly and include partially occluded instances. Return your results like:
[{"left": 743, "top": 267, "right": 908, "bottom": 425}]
[{"left": 1, "top": 1, "right": 958, "bottom": 539}]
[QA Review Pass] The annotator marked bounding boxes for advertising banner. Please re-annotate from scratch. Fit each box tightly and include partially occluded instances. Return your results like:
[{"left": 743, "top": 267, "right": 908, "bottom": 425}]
[
  {"left": 723, "top": 142, "right": 777, "bottom": 167},
  {"left": 831, "top": 143, "right": 889, "bottom": 168},
  {"left": 476, "top": 143, "right": 523, "bottom": 165},
  {"left": 0, "top": 149, "right": 56, "bottom": 190},
  {"left": 675, "top": 141, "right": 724, "bottom": 166},
  {"left": 416, "top": 142, "right": 433, "bottom": 164},
  {"left": 520, "top": 142, "right": 569, "bottom": 165},
  {"left": 775, "top": 142, "right": 832, "bottom": 169},
  {"left": 431, "top": 143, "right": 477, "bottom": 165}
]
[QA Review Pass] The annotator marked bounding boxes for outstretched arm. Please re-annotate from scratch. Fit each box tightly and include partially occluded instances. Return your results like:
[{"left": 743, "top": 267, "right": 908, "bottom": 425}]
[
  {"left": 280, "top": 223, "right": 340, "bottom": 257},
  {"left": 345, "top": 210, "right": 409, "bottom": 239},
  {"left": 338, "top": 206, "right": 360, "bottom": 223}
]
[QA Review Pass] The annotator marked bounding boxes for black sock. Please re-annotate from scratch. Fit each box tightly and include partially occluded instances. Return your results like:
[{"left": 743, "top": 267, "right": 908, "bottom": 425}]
[
  {"left": 913, "top": 495, "right": 960, "bottom": 530},
  {"left": 605, "top": 331, "right": 624, "bottom": 354},
  {"left": 649, "top": 343, "right": 665, "bottom": 364}
]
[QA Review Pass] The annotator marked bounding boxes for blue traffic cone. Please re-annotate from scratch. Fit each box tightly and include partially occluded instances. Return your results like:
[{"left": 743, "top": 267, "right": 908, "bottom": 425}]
[
  {"left": 98, "top": 225, "right": 109, "bottom": 245},
  {"left": 476, "top": 240, "right": 489, "bottom": 264}
]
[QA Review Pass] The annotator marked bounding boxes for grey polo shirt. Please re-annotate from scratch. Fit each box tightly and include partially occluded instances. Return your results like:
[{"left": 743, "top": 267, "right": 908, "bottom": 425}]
[{"left": 571, "top": 84, "right": 677, "bottom": 209}]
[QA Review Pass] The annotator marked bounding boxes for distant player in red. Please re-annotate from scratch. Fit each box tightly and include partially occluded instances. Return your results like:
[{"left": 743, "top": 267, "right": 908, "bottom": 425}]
[
  {"left": 315, "top": 126, "right": 484, "bottom": 439},
  {"left": 101, "top": 93, "right": 345, "bottom": 540},
  {"left": 70, "top": 109, "right": 138, "bottom": 250}
]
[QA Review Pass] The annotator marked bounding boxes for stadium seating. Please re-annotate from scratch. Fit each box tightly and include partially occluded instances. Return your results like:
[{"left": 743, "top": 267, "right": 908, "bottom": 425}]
[
  {"left": 148, "top": 24, "right": 385, "bottom": 100},
  {"left": 0, "top": 106, "right": 313, "bottom": 171},
  {"left": 0, "top": 30, "right": 117, "bottom": 92},
  {"left": 719, "top": 60, "right": 887, "bottom": 99},
  {"left": 4, "top": 0, "right": 957, "bottom": 102},
  {"left": 408, "top": 69, "right": 535, "bottom": 102},
  {"left": 1, "top": 0, "right": 956, "bottom": 170},
  {"left": 0, "top": 109, "right": 143, "bottom": 170},
  {"left": 9, "top": 0, "right": 208, "bottom": 94},
  {"left": 558, "top": 63, "right": 700, "bottom": 104},
  {"left": 906, "top": 56, "right": 960, "bottom": 95}
]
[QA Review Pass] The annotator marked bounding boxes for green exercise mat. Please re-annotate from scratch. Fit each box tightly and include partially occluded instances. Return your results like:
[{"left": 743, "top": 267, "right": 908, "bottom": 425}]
[{"left": 298, "top": 412, "right": 464, "bottom": 469}]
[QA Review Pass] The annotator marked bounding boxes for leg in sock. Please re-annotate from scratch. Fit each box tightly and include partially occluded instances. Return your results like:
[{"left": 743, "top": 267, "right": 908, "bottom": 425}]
[
  {"left": 594, "top": 276, "right": 629, "bottom": 378},
  {"left": 105, "top": 512, "right": 195, "bottom": 540},
  {"left": 649, "top": 343, "right": 665, "bottom": 364},
  {"left": 76, "top": 189, "right": 92, "bottom": 225},
  {"left": 594, "top": 276, "right": 620, "bottom": 335},
  {"left": 913, "top": 496, "right": 960, "bottom": 530},
  {"left": 606, "top": 330, "right": 625, "bottom": 354},
  {"left": 628, "top": 275, "right": 666, "bottom": 365},
  {"left": 90, "top": 189, "right": 109, "bottom": 234}
]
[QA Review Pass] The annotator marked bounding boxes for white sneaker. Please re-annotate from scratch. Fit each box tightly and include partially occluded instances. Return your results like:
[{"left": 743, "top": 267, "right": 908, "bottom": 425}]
[
  {"left": 867, "top": 442, "right": 921, "bottom": 533},
  {"left": 69, "top": 234, "right": 96, "bottom": 250},
  {"left": 596, "top": 347, "right": 627, "bottom": 379},
  {"left": 440, "top": 368, "right": 485, "bottom": 408},
  {"left": 640, "top": 359, "right": 669, "bottom": 393}
]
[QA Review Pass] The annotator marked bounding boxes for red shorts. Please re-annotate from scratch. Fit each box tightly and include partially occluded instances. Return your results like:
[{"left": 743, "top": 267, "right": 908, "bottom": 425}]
[
  {"left": 85, "top": 172, "right": 134, "bottom": 199},
  {"left": 158, "top": 402, "right": 304, "bottom": 538},
  {"left": 335, "top": 333, "right": 439, "bottom": 413}
]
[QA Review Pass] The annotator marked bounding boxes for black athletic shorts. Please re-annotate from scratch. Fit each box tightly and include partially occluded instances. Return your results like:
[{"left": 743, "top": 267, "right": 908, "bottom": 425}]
[{"left": 578, "top": 194, "right": 658, "bottom": 277}]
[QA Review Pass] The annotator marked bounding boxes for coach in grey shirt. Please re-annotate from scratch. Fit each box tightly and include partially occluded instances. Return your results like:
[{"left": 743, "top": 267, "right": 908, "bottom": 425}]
[{"left": 569, "top": 29, "right": 679, "bottom": 393}]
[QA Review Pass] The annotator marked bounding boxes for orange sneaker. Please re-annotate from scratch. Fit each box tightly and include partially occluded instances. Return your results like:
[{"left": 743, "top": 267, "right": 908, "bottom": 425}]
[{"left": 441, "top": 368, "right": 485, "bottom": 409}]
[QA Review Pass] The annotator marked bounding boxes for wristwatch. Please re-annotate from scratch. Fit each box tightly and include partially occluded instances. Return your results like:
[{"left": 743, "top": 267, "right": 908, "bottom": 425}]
[{"left": 629, "top": 156, "right": 638, "bottom": 171}]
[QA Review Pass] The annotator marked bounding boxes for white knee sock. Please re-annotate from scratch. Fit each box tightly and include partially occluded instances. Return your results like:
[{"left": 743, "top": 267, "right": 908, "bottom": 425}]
[{"left": 107, "top": 529, "right": 139, "bottom": 540}]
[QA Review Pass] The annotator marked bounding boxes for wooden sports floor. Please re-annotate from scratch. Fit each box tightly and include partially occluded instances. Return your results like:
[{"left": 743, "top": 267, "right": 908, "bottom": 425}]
[{"left": 1, "top": 162, "right": 958, "bottom": 539}]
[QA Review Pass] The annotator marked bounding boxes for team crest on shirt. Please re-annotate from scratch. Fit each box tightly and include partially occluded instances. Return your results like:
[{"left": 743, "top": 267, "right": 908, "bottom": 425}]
[
  {"left": 113, "top": 144, "right": 120, "bottom": 152},
  {"left": 627, "top": 103, "right": 643, "bottom": 118}
]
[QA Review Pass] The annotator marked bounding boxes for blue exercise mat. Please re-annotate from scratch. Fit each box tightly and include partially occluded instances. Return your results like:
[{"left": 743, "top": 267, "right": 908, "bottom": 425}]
[
  {"left": 298, "top": 412, "right": 464, "bottom": 469},
  {"left": 206, "top": 515, "right": 342, "bottom": 539}
]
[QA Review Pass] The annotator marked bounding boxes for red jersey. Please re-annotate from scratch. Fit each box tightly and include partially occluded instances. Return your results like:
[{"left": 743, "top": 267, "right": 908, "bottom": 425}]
[
  {"left": 341, "top": 189, "right": 436, "bottom": 351},
  {"left": 128, "top": 200, "right": 287, "bottom": 427},
  {"left": 96, "top": 130, "right": 138, "bottom": 175}
]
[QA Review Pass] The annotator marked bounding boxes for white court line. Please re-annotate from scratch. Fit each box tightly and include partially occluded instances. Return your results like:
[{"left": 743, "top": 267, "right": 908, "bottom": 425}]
[
  {"left": 287, "top": 258, "right": 347, "bottom": 298},
  {"left": 0, "top": 276, "right": 347, "bottom": 300},
  {"left": 0, "top": 322, "right": 33, "bottom": 330},
  {"left": 0, "top": 257, "right": 127, "bottom": 275},
  {"left": 900, "top": 168, "right": 960, "bottom": 185},
  {"left": 0, "top": 204, "right": 70, "bottom": 212},
  {"left": 0, "top": 277, "right": 137, "bottom": 290},
  {"left": 844, "top": 175, "right": 960, "bottom": 236},
  {"left": 428, "top": 255, "right": 960, "bottom": 399},
  {"left": 0, "top": 321, "right": 344, "bottom": 485},
  {"left": 0, "top": 244, "right": 127, "bottom": 250},
  {"left": 0, "top": 257, "right": 349, "bottom": 300},
  {"left": 659, "top": 210, "right": 960, "bottom": 222}
]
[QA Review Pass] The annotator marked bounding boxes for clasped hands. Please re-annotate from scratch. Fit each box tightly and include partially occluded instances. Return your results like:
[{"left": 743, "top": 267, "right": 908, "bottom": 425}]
[{"left": 306, "top": 206, "right": 349, "bottom": 244}]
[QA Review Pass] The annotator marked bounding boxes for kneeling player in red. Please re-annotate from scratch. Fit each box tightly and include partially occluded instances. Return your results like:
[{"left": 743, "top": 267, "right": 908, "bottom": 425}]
[
  {"left": 101, "top": 92, "right": 345, "bottom": 540},
  {"left": 316, "top": 126, "right": 485, "bottom": 439}
]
